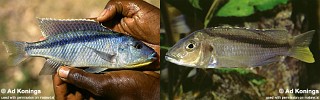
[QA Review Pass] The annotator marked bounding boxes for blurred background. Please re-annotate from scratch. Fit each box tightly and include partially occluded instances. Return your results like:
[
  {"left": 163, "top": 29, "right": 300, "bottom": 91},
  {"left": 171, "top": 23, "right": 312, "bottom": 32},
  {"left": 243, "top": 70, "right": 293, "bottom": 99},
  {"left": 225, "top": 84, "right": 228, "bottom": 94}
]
[
  {"left": 0, "top": 0, "right": 159, "bottom": 97},
  {"left": 160, "top": 0, "right": 320, "bottom": 99}
]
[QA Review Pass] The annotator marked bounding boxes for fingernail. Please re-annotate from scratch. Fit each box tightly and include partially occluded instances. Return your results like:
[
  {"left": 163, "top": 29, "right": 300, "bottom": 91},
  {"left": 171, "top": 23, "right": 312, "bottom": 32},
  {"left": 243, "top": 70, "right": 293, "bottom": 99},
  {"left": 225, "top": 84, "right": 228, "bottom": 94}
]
[
  {"left": 58, "top": 66, "right": 70, "bottom": 79},
  {"left": 39, "top": 36, "right": 46, "bottom": 41}
]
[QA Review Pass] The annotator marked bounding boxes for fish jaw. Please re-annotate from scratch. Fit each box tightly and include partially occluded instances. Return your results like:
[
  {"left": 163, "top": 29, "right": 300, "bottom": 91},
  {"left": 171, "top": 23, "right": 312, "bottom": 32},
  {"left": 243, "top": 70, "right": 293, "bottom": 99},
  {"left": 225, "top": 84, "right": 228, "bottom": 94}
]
[
  {"left": 165, "top": 55, "right": 196, "bottom": 67},
  {"left": 126, "top": 60, "right": 153, "bottom": 68},
  {"left": 125, "top": 52, "right": 157, "bottom": 68}
]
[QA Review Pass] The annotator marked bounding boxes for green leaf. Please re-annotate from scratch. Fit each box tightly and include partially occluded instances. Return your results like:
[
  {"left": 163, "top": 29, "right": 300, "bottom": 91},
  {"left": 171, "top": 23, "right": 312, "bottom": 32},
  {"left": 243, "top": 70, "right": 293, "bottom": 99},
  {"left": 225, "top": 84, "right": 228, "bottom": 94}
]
[
  {"left": 216, "top": 0, "right": 254, "bottom": 17},
  {"left": 189, "top": 0, "right": 202, "bottom": 10},
  {"left": 250, "top": 0, "right": 288, "bottom": 11},
  {"left": 216, "top": 0, "right": 288, "bottom": 17}
]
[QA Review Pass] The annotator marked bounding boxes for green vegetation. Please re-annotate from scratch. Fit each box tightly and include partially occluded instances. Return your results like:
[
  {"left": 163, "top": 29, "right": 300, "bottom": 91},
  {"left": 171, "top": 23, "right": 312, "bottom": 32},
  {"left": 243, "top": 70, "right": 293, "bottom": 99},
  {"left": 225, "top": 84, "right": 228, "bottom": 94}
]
[
  {"left": 216, "top": 0, "right": 288, "bottom": 17},
  {"left": 189, "top": 0, "right": 202, "bottom": 10},
  {"left": 216, "top": 68, "right": 251, "bottom": 75}
]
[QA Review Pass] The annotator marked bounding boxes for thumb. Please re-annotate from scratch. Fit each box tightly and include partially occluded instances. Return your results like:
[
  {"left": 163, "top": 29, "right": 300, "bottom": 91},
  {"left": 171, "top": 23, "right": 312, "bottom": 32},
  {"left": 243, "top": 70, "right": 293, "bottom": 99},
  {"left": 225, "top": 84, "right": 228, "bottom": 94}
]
[
  {"left": 97, "top": 4, "right": 117, "bottom": 22},
  {"left": 57, "top": 66, "right": 109, "bottom": 96}
]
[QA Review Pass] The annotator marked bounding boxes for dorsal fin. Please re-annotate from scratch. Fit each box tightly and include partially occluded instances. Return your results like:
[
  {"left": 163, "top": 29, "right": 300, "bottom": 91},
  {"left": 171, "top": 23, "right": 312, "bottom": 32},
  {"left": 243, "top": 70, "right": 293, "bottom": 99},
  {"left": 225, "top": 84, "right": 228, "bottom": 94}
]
[{"left": 37, "top": 18, "right": 112, "bottom": 37}]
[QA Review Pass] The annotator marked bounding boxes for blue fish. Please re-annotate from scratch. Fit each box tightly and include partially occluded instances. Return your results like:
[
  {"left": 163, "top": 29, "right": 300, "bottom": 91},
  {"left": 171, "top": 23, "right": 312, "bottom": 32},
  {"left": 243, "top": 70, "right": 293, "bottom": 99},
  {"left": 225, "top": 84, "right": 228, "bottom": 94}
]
[{"left": 3, "top": 18, "right": 157, "bottom": 75}]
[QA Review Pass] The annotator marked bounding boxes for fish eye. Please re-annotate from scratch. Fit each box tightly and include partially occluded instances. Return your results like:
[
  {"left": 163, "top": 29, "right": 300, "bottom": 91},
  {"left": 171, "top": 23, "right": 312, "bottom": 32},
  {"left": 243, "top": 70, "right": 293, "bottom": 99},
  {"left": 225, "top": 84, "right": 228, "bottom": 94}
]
[
  {"left": 186, "top": 40, "right": 196, "bottom": 51},
  {"left": 134, "top": 42, "right": 143, "bottom": 49},
  {"left": 187, "top": 43, "right": 194, "bottom": 49}
]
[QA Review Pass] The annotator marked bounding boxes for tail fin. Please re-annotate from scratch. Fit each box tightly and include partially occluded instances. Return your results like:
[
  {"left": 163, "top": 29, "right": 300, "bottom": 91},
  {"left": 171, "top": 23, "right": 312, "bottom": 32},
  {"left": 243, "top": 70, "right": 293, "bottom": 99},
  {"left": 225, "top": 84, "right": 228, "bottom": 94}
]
[
  {"left": 2, "top": 41, "right": 28, "bottom": 66},
  {"left": 289, "top": 30, "right": 315, "bottom": 63}
]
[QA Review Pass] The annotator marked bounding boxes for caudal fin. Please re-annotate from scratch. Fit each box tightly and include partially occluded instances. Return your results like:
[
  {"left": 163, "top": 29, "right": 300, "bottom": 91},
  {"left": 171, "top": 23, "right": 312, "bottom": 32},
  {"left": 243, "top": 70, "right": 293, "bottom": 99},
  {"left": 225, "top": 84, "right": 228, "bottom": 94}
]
[
  {"left": 2, "top": 41, "right": 28, "bottom": 66},
  {"left": 289, "top": 30, "right": 315, "bottom": 63}
]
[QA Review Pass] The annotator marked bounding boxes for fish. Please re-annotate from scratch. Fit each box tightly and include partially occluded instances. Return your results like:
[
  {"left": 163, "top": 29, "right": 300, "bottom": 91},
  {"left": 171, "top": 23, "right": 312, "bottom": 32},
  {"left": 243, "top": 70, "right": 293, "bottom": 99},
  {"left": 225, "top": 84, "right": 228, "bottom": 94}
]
[
  {"left": 2, "top": 18, "right": 157, "bottom": 75},
  {"left": 165, "top": 27, "right": 315, "bottom": 68}
]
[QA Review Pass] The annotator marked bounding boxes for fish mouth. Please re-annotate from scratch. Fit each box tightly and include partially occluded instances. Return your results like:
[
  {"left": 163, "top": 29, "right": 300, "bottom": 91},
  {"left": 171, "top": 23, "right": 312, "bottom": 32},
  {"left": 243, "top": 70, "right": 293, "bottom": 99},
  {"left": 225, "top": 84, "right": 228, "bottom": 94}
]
[
  {"left": 165, "top": 55, "right": 178, "bottom": 62},
  {"left": 165, "top": 55, "right": 196, "bottom": 67},
  {"left": 148, "top": 52, "right": 157, "bottom": 61}
]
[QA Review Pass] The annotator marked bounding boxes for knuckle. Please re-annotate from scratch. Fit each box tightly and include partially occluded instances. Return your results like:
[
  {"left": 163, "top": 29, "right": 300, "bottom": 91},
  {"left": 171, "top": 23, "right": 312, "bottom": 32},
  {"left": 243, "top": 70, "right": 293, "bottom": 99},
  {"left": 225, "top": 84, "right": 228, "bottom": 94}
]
[{"left": 92, "top": 87, "right": 105, "bottom": 96}]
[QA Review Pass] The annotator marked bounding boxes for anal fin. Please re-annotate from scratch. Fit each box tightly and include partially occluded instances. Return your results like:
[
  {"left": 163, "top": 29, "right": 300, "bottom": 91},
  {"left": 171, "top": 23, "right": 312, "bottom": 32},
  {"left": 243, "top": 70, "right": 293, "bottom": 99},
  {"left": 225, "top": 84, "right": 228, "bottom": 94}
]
[
  {"left": 254, "top": 56, "right": 282, "bottom": 67},
  {"left": 39, "top": 59, "right": 63, "bottom": 75}
]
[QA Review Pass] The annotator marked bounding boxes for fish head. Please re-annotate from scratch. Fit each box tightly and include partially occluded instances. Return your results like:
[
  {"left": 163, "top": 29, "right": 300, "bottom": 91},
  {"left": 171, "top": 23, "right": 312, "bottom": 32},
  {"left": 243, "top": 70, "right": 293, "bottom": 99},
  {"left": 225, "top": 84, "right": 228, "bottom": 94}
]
[
  {"left": 165, "top": 31, "right": 213, "bottom": 67},
  {"left": 117, "top": 37, "right": 156, "bottom": 68}
]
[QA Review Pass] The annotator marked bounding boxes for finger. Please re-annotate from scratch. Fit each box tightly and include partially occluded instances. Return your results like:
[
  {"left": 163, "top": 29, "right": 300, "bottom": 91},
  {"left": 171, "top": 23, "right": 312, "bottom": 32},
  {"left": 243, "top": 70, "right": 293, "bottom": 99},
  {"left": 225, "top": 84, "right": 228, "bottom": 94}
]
[
  {"left": 52, "top": 73, "right": 68, "bottom": 100},
  {"left": 57, "top": 66, "right": 108, "bottom": 96},
  {"left": 121, "top": 7, "right": 160, "bottom": 45},
  {"left": 97, "top": 4, "right": 117, "bottom": 22},
  {"left": 58, "top": 66, "right": 160, "bottom": 99}
]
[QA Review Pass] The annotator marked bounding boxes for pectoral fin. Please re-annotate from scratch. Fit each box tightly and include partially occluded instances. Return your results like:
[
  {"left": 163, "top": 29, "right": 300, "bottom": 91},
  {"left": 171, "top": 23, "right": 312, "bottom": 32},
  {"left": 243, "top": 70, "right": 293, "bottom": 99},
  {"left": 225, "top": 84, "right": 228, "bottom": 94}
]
[
  {"left": 39, "top": 59, "right": 63, "bottom": 75},
  {"left": 85, "top": 46, "right": 116, "bottom": 63}
]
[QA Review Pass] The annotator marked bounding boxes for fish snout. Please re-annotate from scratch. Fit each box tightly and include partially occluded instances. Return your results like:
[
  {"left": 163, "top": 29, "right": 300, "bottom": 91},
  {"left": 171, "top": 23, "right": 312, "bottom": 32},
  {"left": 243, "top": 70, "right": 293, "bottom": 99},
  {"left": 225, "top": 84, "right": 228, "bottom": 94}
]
[
  {"left": 164, "top": 54, "right": 179, "bottom": 62},
  {"left": 148, "top": 52, "right": 157, "bottom": 60}
]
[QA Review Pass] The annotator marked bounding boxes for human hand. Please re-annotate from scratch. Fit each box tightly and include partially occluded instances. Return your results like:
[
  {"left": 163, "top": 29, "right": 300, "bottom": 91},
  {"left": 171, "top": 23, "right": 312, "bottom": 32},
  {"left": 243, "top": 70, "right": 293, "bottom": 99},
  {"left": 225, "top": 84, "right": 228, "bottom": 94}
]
[
  {"left": 52, "top": 0, "right": 160, "bottom": 99},
  {"left": 53, "top": 66, "right": 160, "bottom": 100},
  {"left": 97, "top": 0, "right": 160, "bottom": 69},
  {"left": 97, "top": 0, "right": 160, "bottom": 45}
]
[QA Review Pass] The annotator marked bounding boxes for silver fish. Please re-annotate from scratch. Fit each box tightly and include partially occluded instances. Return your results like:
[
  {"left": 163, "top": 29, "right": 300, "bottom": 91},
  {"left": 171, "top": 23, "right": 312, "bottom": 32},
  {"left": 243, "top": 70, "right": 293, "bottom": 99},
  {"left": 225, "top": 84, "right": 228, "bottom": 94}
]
[
  {"left": 3, "top": 18, "right": 156, "bottom": 75},
  {"left": 165, "top": 27, "right": 315, "bottom": 68}
]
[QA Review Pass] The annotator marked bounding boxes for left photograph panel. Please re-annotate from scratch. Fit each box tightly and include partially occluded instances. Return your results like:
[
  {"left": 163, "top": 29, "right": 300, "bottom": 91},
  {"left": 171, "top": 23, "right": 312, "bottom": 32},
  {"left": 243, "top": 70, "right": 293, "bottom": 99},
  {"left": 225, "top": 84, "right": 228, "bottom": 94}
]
[{"left": 0, "top": 0, "right": 160, "bottom": 99}]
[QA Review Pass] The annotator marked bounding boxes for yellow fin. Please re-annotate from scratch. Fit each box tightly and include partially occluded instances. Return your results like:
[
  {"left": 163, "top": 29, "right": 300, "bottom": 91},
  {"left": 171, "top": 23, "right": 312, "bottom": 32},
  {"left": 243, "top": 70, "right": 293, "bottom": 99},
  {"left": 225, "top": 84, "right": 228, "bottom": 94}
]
[
  {"left": 290, "top": 47, "right": 314, "bottom": 63},
  {"left": 289, "top": 30, "right": 315, "bottom": 63}
]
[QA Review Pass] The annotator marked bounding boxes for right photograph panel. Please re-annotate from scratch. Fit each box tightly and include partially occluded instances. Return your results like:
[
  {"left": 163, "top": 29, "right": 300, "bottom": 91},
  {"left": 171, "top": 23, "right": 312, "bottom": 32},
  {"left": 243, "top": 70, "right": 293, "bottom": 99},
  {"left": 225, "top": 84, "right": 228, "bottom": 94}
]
[{"left": 160, "top": 0, "right": 320, "bottom": 99}]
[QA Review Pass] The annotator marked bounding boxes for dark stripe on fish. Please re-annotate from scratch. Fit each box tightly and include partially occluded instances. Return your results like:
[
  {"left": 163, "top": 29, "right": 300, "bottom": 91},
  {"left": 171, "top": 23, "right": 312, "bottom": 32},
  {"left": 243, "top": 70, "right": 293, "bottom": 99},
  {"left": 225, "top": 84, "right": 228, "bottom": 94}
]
[
  {"left": 26, "top": 33, "right": 125, "bottom": 50},
  {"left": 203, "top": 29, "right": 290, "bottom": 48}
]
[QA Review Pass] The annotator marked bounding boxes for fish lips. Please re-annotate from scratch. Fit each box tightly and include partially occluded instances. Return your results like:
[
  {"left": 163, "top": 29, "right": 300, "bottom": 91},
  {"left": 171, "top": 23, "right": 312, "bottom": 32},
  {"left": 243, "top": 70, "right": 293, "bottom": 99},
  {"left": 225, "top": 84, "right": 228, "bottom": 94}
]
[
  {"left": 165, "top": 55, "right": 196, "bottom": 67},
  {"left": 148, "top": 52, "right": 157, "bottom": 61}
]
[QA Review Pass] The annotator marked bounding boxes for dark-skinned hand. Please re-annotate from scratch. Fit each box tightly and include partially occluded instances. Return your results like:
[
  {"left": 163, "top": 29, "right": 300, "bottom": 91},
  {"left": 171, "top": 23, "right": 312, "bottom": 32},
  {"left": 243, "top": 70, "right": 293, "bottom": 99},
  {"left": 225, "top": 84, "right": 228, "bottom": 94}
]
[{"left": 51, "top": 0, "right": 160, "bottom": 99}]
